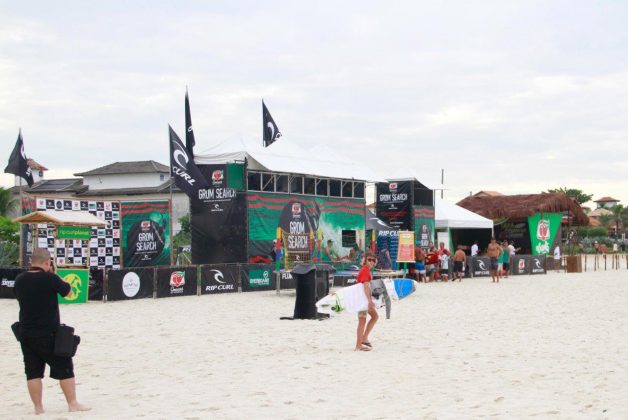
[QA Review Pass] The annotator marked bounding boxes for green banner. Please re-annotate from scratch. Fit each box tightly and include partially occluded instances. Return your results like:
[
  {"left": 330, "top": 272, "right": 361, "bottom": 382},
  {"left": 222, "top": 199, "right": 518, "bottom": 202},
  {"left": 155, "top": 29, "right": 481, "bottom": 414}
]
[
  {"left": 249, "top": 268, "right": 271, "bottom": 287},
  {"left": 121, "top": 201, "right": 171, "bottom": 267},
  {"left": 414, "top": 206, "right": 436, "bottom": 250},
  {"left": 528, "top": 212, "right": 562, "bottom": 255},
  {"left": 56, "top": 226, "right": 92, "bottom": 240},
  {"left": 57, "top": 269, "right": 89, "bottom": 304}
]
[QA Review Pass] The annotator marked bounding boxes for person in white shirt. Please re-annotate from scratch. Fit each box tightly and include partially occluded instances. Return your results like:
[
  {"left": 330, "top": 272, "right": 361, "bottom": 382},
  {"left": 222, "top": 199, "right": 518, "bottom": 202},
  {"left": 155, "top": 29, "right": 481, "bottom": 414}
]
[
  {"left": 553, "top": 245, "right": 561, "bottom": 272},
  {"left": 471, "top": 241, "right": 479, "bottom": 257}
]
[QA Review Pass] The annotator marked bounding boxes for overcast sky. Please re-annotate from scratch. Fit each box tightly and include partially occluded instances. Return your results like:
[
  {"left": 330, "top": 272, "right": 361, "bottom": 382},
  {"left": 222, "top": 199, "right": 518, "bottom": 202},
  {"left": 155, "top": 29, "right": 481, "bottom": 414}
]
[{"left": 1, "top": 1, "right": 627, "bottom": 206}]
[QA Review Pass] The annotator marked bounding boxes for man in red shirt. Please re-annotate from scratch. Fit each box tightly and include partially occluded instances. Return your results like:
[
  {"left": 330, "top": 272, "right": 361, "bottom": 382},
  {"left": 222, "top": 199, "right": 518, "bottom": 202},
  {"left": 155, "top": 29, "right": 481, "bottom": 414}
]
[{"left": 355, "top": 252, "right": 379, "bottom": 351}]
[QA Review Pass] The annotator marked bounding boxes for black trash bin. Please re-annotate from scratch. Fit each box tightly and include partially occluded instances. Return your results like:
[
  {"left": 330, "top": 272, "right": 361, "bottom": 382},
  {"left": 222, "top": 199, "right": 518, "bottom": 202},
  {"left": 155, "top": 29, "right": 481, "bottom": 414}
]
[{"left": 292, "top": 264, "right": 330, "bottom": 319}]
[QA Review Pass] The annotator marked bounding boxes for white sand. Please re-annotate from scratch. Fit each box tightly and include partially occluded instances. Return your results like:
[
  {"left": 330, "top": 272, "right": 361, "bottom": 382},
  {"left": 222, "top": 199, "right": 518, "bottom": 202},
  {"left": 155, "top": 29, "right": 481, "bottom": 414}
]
[{"left": 1, "top": 265, "right": 627, "bottom": 419}]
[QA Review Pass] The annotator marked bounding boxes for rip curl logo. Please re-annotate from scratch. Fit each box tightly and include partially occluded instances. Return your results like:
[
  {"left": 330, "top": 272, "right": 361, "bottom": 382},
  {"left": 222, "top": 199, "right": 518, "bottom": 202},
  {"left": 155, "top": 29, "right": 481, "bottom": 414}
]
[
  {"left": 534, "top": 259, "right": 543, "bottom": 269},
  {"left": 187, "top": 125, "right": 193, "bottom": 133},
  {"left": 209, "top": 269, "right": 225, "bottom": 284},
  {"left": 477, "top": 261, "right": 487, "bottom": 271}
]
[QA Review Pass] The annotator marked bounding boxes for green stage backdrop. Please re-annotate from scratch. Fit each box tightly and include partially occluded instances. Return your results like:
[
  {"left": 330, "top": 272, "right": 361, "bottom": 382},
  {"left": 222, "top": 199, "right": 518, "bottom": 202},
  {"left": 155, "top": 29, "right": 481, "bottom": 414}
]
[
  {"left": 248, "top": 193, "right": 365, "bottom": 264},
  {"left": 121, "top": 201, "right": 171, "bottom": 267}
]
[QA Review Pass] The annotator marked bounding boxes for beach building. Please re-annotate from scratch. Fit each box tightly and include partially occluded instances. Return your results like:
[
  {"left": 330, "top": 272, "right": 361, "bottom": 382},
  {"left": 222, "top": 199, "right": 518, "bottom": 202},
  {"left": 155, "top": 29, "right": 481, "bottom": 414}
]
[{"left": 457, "top": 192, "right": 589, "bottom": 255}]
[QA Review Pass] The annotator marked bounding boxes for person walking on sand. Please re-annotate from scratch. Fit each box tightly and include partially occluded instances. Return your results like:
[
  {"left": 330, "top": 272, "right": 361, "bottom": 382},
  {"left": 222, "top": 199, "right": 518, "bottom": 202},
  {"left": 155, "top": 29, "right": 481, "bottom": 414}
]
[
  {"left": 355, "top": 252, "right": 379, "bottom": 352},
  {"left": 453, "top": 245, "right": 466, "bottom": 282},
  {"left": 487, "top": 238, "right": 502, "bottom": 283},
  {"left": 13, "top": 248, "right": 90, "bottom": 415}
]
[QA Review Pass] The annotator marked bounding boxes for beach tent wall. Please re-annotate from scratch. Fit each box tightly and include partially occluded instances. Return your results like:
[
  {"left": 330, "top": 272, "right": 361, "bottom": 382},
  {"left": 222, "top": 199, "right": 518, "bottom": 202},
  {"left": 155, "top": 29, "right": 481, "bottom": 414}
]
[{"left": 434, "top": 198, "right": 493, "bottom": 252}]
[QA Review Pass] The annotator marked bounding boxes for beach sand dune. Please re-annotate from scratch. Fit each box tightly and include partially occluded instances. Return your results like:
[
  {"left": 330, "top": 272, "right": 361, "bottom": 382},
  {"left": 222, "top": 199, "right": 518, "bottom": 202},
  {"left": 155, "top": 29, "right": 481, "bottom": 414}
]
[{"left": 1, "top": 269, "right": 627, "bottom": 419}]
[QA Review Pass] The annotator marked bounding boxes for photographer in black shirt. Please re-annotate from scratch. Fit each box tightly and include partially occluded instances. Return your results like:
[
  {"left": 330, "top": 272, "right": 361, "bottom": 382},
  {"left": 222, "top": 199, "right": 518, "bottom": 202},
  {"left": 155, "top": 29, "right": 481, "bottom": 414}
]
[{"left": 14, "top": 248, "right": 89, "bottom": 414}]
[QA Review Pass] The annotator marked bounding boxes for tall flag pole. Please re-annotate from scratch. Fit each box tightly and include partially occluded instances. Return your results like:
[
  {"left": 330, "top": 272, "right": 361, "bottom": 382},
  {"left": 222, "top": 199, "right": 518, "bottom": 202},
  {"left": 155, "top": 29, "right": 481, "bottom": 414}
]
[
  {"left": 185, "top": 88, "right": 196, "bottom": 157},
  {"left": 168, "top": 125, "right": 209, "bottom": 199},
  {"left": 262, "top": 99, "right": 282, "bottom": 147},
  {"left": 4, "top": 129, "right": 34, "bottom": 187}
]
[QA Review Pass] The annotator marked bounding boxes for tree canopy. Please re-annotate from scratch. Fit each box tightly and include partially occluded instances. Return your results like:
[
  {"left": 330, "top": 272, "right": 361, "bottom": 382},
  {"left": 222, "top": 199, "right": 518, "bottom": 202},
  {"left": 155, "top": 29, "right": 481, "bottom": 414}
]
[{"left": 545, "top": 187, "right": 593, "bottom": 205}]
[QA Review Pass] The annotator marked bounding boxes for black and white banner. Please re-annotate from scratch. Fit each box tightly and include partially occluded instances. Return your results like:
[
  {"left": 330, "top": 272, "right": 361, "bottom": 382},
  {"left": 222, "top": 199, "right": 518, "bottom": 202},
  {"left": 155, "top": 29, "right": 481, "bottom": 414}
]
[
  {"left": 262, "top": 100, "right": 282, "bottom": 147},
  {"left": 511, "top": 256, "right": 530, "bottom": 275},
  {"left": 471, "top": 257, "right": 491, "bottom": 277},
  {"left": 156, "top": 267, "right": 197, "bottom": 298},
  {"left": 200, "top": 265, "right": 238, "bottom": 294},
  {"left": 4, "top": 129, "right": 34, "bottom": 187},
  {"left": 107, "top": 268, "right": 155, "bottom": 301},
  {"left": 528, "top": 255, "right": 547, "bottom": 275},
  {"left": 375, "top": 181, "right": 412, "bottom": 230},
  {"left": 0, "top": 268, "right": 25, "bottom": 299},
  {"left": 169, "top": 125, "right": 208, "bottom": 199}
]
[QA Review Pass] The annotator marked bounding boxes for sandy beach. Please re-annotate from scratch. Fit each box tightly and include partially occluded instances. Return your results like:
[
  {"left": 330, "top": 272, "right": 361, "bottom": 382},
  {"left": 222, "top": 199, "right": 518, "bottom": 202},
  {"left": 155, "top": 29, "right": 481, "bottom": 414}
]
[{"left": 1, "top": 266, "right": 627, "bottom": 419}]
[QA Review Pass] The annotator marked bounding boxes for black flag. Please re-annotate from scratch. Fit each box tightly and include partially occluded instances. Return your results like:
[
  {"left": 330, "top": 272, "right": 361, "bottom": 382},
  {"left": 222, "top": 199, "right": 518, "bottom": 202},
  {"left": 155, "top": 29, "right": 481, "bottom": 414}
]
[
  {"left": 169, "top": 125, "right": 208, "bottom": 199},
  {"left": 185, "top": 89, "right": 195, "bottom": 156},
  {"left": 4, "top": 129, "right": 34, "bottom": 187},
  {"left": 262, "top": 100, "right": 282, "bottom": 147}
]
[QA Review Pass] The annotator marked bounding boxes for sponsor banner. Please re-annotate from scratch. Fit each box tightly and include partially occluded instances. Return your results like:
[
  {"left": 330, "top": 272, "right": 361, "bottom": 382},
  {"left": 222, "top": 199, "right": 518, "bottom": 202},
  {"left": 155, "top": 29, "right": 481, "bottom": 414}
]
[
  {"left": 396, "top": 231, "right": 415, "bottom": 263},
  {"left": 200, "top": 265, "right": 238, "bottom": 294},
  {"left": 57, "top": 269, "right": 89, "bottom": 304},
  {"left": 247, "top": 193, "right": 365, "bottom": 266},
  {"left": 414, "top": 206, "right": 435, "bottom": 251},
  {"left": 511, "top": 256, "right": 530, "bottom": 275},
  {"left": 156, "top": 267, "right": 197, "bottom": 298},
  {"left": 121, "top": 201, "right": 171, "bottom": 267},
  {"left": 107, "top": 269, "right": 155, "bottom": 301},
  {"left": 89, "top": 268, "right": 104, "bottom": 301},
  {"left": 528, "top": 255, "right": 547, "bottom": 275},
  {"left": 57, "top": 226, "right": 91, "bottom": 240},
  {"left": 241, "top": 264, "right": 275, "bottom": 291},
  {"left": 471, "top": 257, "right": 491, "bottom": 277},
  {"left": 375, "top": 181, "right": 412, "bottom": 230},
  {"left": 528, "top": 212, "right": 562, "bottom": 256},
  {"left": 191, "top": 164, "right": 247, "bottom": 264},
  {"left": 0, "top": 268, "right": 25, "bottom": 299}
]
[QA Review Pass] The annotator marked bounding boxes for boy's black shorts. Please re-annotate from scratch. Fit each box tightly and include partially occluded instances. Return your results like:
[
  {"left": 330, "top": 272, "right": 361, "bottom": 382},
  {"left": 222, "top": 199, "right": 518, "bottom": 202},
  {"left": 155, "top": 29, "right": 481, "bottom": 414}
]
[{"left": 20, "top": 335, "right": 74, "bottom": 380}]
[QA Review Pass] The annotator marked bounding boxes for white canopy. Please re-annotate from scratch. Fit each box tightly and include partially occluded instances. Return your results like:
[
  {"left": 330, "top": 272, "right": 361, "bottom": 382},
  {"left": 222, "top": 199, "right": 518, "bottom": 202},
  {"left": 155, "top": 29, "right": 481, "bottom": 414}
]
[
  {"left": 14, "top": 211, "right": 107, "bottom": 227},
  {"left": 435, "top": 198, "right": 493, "bottom": 229},
  {"left": 194, "top": 136, "right": 384, "bottom": 182}
]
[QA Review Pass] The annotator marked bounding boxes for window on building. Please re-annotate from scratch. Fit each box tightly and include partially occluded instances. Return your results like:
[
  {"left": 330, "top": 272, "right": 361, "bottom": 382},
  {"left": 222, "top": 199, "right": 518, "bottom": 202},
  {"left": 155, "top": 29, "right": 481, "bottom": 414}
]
[
  {"left": 329, "top": 180, "right": 341, "bottom": 197},
  {"left": 248, "top": 172, "right": 261, "bottom": 191},
  {"left": 290, "top": 176, "right": 303, "bottom": 194},
  {"left": 160, "top": 174, "right": 165, "bottom": 181},
  {"left": 39, "top": 170, "right": 44, "bottom": 178},
  {"left": 354, "top": 182, "right": 365, "bottom": 198},
  {"left": 342, "top": 230, "right": 357, "bottom": 248},
  {"left": 342, "top": 181, "right": 352, "bottom": 197},
  {"left": 262, "top": 173, "right": 275, "bottom": 192},
  {"left": 316, "top": 178, "right": 328, "bottom": 196},
  {"left": 276, "top": 174, "right": 289, "bottom": 193},
  {"left": 304, "top": 177, "right": 315, "bottom": 195}
]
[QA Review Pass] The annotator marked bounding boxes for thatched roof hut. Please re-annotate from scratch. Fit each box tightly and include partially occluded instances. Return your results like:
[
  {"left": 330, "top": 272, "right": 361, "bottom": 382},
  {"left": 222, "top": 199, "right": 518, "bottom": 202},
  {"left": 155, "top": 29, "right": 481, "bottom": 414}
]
[{"left": 456, "top": 193, "right": 589, "bottom": 226}]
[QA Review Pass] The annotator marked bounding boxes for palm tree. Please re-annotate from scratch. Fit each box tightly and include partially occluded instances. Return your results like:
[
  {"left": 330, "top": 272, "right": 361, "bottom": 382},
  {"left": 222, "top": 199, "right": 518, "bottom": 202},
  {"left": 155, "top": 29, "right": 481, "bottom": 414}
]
[
  {"left": 608, "top": 204, "right": 625, "bottom": 236},
  {"left": 0, "top": 187, "right": 18, "bottom": 216}
]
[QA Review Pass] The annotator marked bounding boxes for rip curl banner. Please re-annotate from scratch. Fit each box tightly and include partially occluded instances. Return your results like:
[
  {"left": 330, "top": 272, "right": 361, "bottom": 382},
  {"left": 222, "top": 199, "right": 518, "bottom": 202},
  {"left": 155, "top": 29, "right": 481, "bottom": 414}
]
[
  {"left": 200, "top": 264, "right": 239, "bottom": 294},
  {"left": 0, "top": 268, "right": 25, "bottom": 299},
  {"left": 57, "top": 269, "right": 89, "bottom": 304},
  {"left": 471, "top": 257, "right": 491, "bottom": 277},
  {"left": 527, "top": 255, "right": 547, "bottom": 275},
  {"left": 528, "top": 212, "right": 562, "bottom": 256},
  {"left": 156, "top": 267, "right": 197, "bottom": 298},
  {"left": 375, "top": 181, "right": 412, "bottom": 230},
  {"left": 191, "top": 164, "right": 247, "bottom": 264},
  {"left": 107, "top": 268, "right": 155, "bottom": 301},
  {"left": 121, "top": 201, "right": 171, "bottom": 267},
  {"left": 247, "top": 193, "right": 365, "bottom": 265}
]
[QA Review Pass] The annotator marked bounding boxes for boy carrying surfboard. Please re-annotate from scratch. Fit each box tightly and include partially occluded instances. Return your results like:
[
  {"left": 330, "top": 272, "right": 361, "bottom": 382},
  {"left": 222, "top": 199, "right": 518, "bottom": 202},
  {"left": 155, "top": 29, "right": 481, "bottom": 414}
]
[{"left": 355, "top": 252, "right": 379, "bottom": 352}]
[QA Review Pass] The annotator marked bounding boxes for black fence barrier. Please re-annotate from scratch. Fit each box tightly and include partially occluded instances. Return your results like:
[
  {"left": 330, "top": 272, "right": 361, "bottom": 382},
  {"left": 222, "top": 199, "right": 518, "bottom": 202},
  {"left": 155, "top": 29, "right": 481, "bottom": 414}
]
[
  {"left": 89, "top": 268, "right": 104, "bottom": 301},
  {"left": 528, "top": 255, "right": 547, "bottom": 275},
  {"left": 511, "top": 256, "right": 529, "bottom": 275},
  {"left": 471, "top": 257, "right": 491, "bottom": 277},
  {"left": 241, "top": 264, "right": 275, "bottom": 291},
  {"left": 0, "top": 267, "right": 25, "bottom": 299},
  {"left": 156, "top": 266, "right": 198, "bottom": 298},
  {"left": 107, "top": 268, "right": 155, "bottom": 301},
  {"left": 200, "top": 264, "right": 239, "bottom": 295}
]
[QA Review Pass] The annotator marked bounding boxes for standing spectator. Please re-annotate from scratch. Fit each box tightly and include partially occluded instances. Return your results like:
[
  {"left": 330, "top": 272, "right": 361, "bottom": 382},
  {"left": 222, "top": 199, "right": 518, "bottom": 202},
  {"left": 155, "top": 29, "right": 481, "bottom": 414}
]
[
  {"left": 439, "top": 251, "right": 450, "bottom": 282},
  {"left": 414, "top": 243, "right": 426, "bottom": 282},
  {"left": 13, "top": 248, "right": 90, "bottom": 415},
  {"left": 355, "top": 252, "right": 379, "bottom": 351},
  {"left": 453, "top": 245, "right": 466, "bottom": 282},
  {"left": 471, "top": 240, "right": 479, "bottom": 257},
  {"left": 376, "top": 245, "right": 392, "bottom": 270},
  {"left": 599, "top": 242, "right": 608, "bottom": 255},
  {"left": 593, "top": 241, "right": 599, "bottom": 254},
  {"left": 426, "top": 242, "right": 438, "bottom": 282},
  {"left": 500, "top": 240, "right": 510, "bottom": 278},
  {"left": 487, "top": 238, "right": 502, "bottom": 283},
  {"left": 553, "top": 244, "right": 561, "bottom": 272}
]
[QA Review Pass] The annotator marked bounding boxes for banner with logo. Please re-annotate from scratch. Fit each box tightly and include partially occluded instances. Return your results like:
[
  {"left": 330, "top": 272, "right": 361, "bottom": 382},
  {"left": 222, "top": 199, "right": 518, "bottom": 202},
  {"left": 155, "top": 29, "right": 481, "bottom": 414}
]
[
  {"left": 0, "top": 268, "right": 25, "bottom": 299},
  {"left": 528, "top": 255, "right": 547, "bottom": 275},
  {"left": 241, "top": 264, "right": 275, "bottom": 291},
  {"left": 200, "top": 264, "right": 239, "bottom": 294},
  {"left": 511, "top": 256, "right": 530, "bottom": 275},
  {"left": 471, "top": 257, "right": 491, "bottom": 277},
  {"left": 375, "top": 181, "right": 412, "bottom": 230},
  {"left": 191, "top": 164, "right": 247, "bottom": 264},
  {"left": 121, "top": 201, "right": 171, "bottom": 267},
  {"left": 396, "top": 231, "right": 415, "bottom": 263},
  {"left": 156, "top": 267, "right": 197, "bottom": 297},
  {"left": 88, "top": 268, "right": 104, "bottom": 301},
  {"left": 247, "top": 193, "right": 365, "bottom": 265},
  {"left": 107, "top": 268, "right": 155, "bottom": 301},
  {"left": 57, "top": 269, "right": 89, "bottom": 304},
  {"left": 528, "top": 212, "right": 563, "bottom": 256},
  {"left": 414, "top": 206, "right": 435, "bottom": 251}
]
